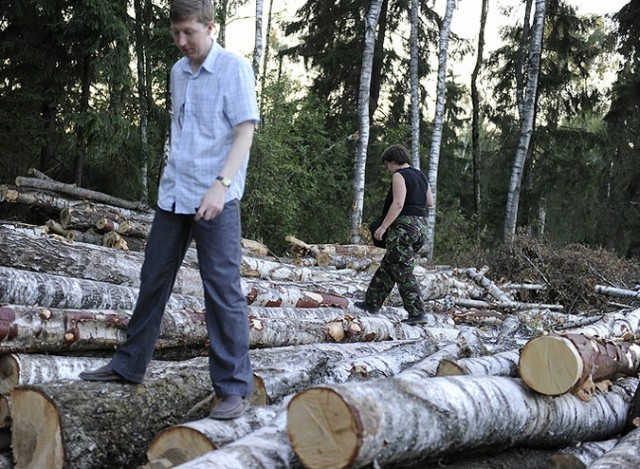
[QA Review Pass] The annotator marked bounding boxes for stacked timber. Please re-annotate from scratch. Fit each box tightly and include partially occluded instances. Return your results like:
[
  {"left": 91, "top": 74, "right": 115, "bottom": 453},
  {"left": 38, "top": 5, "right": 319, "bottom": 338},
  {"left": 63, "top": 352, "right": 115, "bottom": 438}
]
[{"left": 2, "top": 173, "right": 640, "bottom": 468}]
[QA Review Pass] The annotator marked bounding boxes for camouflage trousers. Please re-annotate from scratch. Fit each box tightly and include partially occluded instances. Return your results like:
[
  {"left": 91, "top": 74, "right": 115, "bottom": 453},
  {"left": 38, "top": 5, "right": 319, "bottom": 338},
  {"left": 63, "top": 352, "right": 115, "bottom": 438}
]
[{"left": 364, "top": 215, "right": 428, "bottom": 316}]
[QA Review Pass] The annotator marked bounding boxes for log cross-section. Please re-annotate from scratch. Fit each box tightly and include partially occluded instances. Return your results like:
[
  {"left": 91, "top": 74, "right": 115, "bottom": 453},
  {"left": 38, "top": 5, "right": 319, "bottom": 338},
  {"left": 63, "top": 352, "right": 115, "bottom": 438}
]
[{"left": 518, "top": 333, "right": 640, "bottom": 397}]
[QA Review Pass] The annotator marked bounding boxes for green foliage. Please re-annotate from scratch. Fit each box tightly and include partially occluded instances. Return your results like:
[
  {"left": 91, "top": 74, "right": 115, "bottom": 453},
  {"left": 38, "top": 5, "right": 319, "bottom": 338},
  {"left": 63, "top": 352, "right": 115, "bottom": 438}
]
[
  {"left": 242, "top": 79, "right": 354, "bottom": 255},
  {"left": 432, "top": 201, "right": 484, "bottom": 265}
]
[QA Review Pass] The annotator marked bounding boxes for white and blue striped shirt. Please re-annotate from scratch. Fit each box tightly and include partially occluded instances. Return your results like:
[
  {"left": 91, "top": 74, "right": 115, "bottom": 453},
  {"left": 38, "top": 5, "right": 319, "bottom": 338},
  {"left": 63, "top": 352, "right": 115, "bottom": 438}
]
[{"left": 158, "top": 41, "right": 260, "bottom": 214}]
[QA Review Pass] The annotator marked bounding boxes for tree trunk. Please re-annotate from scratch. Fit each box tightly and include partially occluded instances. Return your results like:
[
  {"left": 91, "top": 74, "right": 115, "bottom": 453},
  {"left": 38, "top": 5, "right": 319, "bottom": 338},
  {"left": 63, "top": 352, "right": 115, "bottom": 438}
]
[
  {"left": 518, "top": 333, "right": 640, "bottom": 398},
  {"left": 0, "top": 184, "right": 77, "bottom": 215},
  {"left": 348, "top": 0, "right": 383, "bottom": 243},
  {"left": 147, "top": 404, "right": 280, "bottom": 467},
  {"left": 471, "top": 0, "right": 488, "bottom": 222},
  {"left": 14, "top": 176, "right": 151, "bottom": 212},
  {"left": 171, "top": 401, "right": 293, "bottom": 469},
  {"left": 0, "top": 266, "right": 204, "bottom": 311},
  {"left": 252, "top": 0, "right": 263, "bottom": 76},
  {"left": 0, "top": 353, "right": 110, "bottom": 394},
  {"left": 287, "top": 376, "right": 637, "bottom": 469},
  {"left": 424, "top": 0, "right": 455, "bottom": 261},
  {"left": 0, "top": 224, "right": 206, "bottom": 296},
  {"left": 548, "top": 439, "right": 618, "bottom": 468},
  {"left": 595, "top": 285, "right": 640, "bottom": 300},
  {"left": 587, "top": 427, "right": 640, "bottom": 468},
  {"left": 61, "top": 206, "right": 152, "bottom": 231},
  {"left": 570, "top": 308, "right": 640, "bottom": 339},
  {"left": 409, "top": 0, "right": 420, "bottom": 168},
  {"left": 503, "top": 0, "right": 546, "bottom": 243},
  {"left": 0, "top": 305, "right": 208, "bottom": 354},
  {"left": 437, "top": 349, "right": 520, "bottom": 377},
  {"left": 10, "top": 358, "right": 214, "bottom": 469}
]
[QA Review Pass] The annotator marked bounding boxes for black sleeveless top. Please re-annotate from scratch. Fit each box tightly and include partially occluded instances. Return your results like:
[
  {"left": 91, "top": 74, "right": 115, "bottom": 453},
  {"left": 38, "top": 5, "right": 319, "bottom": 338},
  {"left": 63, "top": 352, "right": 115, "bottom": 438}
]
[{"left": 382, "top": 167, "right": 429, "bottom": 218}]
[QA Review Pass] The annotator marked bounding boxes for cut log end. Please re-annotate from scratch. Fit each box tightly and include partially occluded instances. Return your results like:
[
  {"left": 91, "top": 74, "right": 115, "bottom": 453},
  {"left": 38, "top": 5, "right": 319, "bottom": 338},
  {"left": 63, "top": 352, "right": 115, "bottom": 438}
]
[
  {"left": 547, "top": 453, "right": 586, "bottom": 469},
  {"left": 11, "top": 388, "right": 64, "bottom": 469},
  {"left": 518, "top": 335, "right": 583, "bottom": 396},
  {"left": 287, "top": 387, "right": 360, "bottom": 469},
  {"left": 146, "top": 427, "right": 215, "bottom": 467},
  {"left": 0, "top": 355, "right": 19, "bottom": 395},
  {"left": 436, "top": 359, "right": 465, "bottom": 376}
]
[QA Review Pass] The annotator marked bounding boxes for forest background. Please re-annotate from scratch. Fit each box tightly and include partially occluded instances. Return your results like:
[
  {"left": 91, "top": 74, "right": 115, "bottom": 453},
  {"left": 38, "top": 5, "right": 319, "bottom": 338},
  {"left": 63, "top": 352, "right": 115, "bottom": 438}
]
[{"left": 0, "top": 0, "right": 638, "bottom": 263}]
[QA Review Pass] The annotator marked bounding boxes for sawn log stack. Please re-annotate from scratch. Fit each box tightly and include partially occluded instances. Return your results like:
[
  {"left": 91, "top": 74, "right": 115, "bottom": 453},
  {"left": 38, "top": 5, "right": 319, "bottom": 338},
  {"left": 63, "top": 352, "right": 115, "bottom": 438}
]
[{"left": 1, "top": 173, "right": 640, "bottom": 469}]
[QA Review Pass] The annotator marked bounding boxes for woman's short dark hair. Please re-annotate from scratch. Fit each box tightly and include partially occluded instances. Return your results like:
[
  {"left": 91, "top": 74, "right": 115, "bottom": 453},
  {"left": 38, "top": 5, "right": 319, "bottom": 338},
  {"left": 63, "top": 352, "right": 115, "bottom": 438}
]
[
  {"left": 380, "top": 144, "right": 411, "bottom": 165},
  {"left": 170, "top": 0, "right": 214, "bottom": 24}
]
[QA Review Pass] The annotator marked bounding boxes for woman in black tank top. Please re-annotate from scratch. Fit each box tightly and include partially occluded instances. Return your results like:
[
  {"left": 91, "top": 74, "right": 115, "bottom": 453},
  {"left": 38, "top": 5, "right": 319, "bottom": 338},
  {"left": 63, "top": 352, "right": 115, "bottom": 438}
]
[{"left": 355, "top": 144, "right": 434, "bottom": 324}]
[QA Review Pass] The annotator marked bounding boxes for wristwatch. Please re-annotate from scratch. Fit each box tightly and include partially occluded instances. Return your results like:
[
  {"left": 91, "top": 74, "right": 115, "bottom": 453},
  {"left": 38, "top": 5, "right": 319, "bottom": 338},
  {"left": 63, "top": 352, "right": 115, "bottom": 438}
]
[{"left": 216, "top": 175, "right": 231, "bottom": 188}]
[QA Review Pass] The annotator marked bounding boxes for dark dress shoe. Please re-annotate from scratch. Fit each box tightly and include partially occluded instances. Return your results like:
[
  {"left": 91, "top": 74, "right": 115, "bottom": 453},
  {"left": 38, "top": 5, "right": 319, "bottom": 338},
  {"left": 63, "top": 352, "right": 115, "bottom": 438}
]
[{"left": 79, "top": 365, "right": 134, "bottom": 383}]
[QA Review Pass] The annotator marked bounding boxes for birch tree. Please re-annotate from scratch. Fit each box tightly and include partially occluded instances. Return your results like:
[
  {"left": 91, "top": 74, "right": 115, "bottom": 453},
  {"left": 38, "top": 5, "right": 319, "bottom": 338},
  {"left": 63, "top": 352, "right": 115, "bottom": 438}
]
[
  {"left": 134, "top": 0, "right": 150, "bottom": 202},
  {"left": 259, "top": 0, "right": 275, "bottom": 112},
  {"left": 252, "top": 0, "right": 264, "bottom": 77},
  {"left": 423, "top": 0, "right": 456, "bottom": 260},
  {"left": 503, "top": 0, "right": 546, "bottom": 243},
  {"left": 409, "top": 0, "right": 420, "bottom": 168},
  {"left": 471, "top": 0, "right": 488, "bottom": 230},
  {"left": 349, "top": 0, "right": 384, "bottom": 244}
]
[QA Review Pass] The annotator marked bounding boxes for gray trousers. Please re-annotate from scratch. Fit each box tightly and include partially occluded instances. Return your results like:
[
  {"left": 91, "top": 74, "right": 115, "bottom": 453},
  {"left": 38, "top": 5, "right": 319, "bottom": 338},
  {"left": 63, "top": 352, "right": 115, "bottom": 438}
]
[{"left": 110, "top": 200, "right": 253, "bottom": 397}]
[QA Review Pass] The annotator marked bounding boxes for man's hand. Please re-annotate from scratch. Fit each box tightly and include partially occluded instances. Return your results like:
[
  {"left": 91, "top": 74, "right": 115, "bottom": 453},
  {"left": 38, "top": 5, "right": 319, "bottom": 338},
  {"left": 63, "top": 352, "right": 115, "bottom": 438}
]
[{"left": 195, "top": 183, "right": 226, "bottom": 221}]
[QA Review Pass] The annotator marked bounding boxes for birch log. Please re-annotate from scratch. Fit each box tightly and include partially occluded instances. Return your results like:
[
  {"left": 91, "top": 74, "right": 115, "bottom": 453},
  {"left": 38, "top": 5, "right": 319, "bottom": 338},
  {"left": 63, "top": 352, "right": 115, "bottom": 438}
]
[
  {"left": 249, "top": 316, "right": 457, "bottom": 349},
  {"left": 0, "top": 184, "right": 77, "bottom": 214},
  {"left": 0, "top": 266, "right": 204, "bottom": 310},
  {"left": 147, "top": 340, "right": 439, "bottom": 466},
  {"left": 170, "top": 401, "right": 294, "bottom": 469},
  {"left": 570, "top": 307, "right": 640, "bottom": 339},
  {"left": 548, "top": 439, "right": 618, "bottom": 469},
  {"left": 10, "top": 358, "right": 215, "bottom": 469},
  {"left": 15, "top": 175, "right": 151, "bottom": 212},
  {"left": 0, "top": 354, "right": 110, "bottom": 394},
  {"left": 250, "top": 340, "right": 429, "bottom": 405},
  {"left": 518, "top": 333, "right": 640, "bottom": 397},
  {"left": 586, "top": 427, "right": 640, "bottom": 468},
  {"left": 146, "top": 405, "right": 280, "bottom": 467},
  {"left": 286, "top": 376, "right": 637, "bottom": 469},
  {"left": 0, "top": 305, "right": 209, "bottom": 354},
  {"left": 436, "top": 349, "right": 520, "bottom": 377}
]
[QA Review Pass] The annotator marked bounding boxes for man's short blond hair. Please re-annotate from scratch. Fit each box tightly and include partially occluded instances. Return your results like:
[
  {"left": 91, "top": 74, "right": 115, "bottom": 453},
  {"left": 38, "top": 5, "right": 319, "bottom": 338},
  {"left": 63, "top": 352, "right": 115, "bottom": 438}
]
[{"left": 170, "top": 0, "right": 214, "bottom": 25}]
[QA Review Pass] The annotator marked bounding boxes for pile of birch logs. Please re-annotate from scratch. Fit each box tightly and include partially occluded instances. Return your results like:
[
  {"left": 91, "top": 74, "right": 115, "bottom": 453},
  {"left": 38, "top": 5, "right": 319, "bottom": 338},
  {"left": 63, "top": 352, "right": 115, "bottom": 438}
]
[{"left": 2, "top": 171, "right": 640, "bottom": 469}]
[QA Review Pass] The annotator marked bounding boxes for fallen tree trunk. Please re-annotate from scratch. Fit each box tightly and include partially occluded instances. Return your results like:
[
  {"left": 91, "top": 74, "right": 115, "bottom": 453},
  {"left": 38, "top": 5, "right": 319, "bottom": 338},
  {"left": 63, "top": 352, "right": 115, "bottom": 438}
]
[
  {"left": 595, "top": 285, "right": 640, "bottom": 301},
  {"left": 518, "top": 333, "right": 640, "bottom": 398},
  {"left": 436, "top": 349, "right": 520, "bottom": 378},
  {"left": 548, "top": 439, "right": 618, "bottom": 469},
  {"left": 146, "top": 404, "right": 281, "bottom": 467},
  {"left": 464, "top": 267, "right": 513, "bottom": 303},
  {"left": 453, "top": 297, "right": 564, "bottom": 312},
  {"left": 167, "top": 401, "right": 294, "bottom": 469},
  {"left": 249, "top": 315, "right": 457, "bottom": 349},
  {"left": 286, "top": 376, "right": 637, "bottom": 469},
  {"left": 0, "top": 305, "right": 455, "bottom": 355},
  {"left": 586, "top": 427, "right": 640, "bottom": 469},
  {"left": 0, "top": 353, "right": 110, "bottom": 394},
  {"left": 0, "top": 305, "right": 208, "bottom": 354},
  {"left": 0, "top": 266, "right": 204, "bottom": 310},
  {"left": 250, "top": 339, "right": 440, "bottom": 405},
  {"left": 0, "top": 184, "right": 77, "bottom": 215},
  {"left": 15, "top": 175, "right": 151, "bottom": 212},
  {"left": 10, "top": 358, "right": 214, "bottom": 469},
  {"left": 571, "top": 307, "right": 640, "bottom": 339}
]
